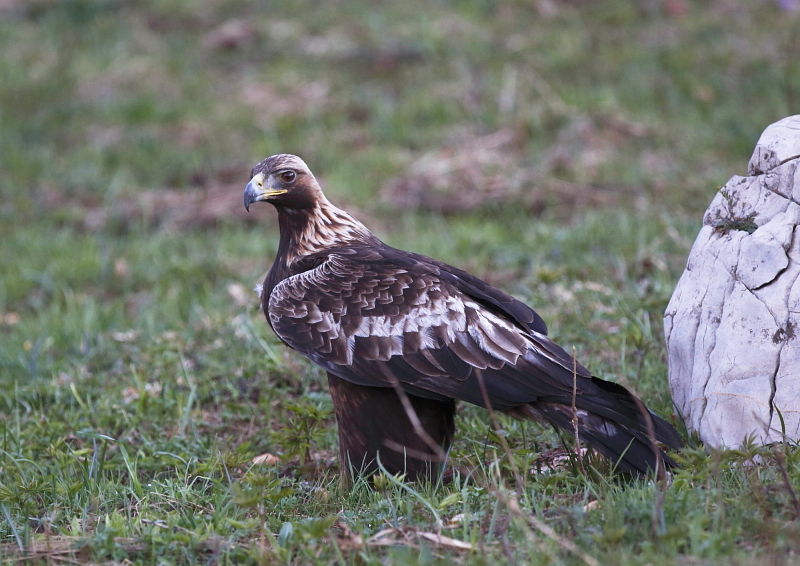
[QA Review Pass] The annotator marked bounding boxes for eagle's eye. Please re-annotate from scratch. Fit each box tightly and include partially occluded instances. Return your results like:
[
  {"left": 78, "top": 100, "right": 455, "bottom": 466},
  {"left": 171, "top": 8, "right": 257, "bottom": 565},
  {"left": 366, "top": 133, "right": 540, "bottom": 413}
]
[{"left": 280, "top": 170, "right": 296, "bottom": 183}]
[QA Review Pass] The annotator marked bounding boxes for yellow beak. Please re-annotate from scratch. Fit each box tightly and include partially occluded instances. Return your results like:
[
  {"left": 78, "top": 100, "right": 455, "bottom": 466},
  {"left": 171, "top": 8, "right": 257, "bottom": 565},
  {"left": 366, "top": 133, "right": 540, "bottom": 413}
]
[{"left": 243, "top": 173, "right": 288, "bottom": 211}]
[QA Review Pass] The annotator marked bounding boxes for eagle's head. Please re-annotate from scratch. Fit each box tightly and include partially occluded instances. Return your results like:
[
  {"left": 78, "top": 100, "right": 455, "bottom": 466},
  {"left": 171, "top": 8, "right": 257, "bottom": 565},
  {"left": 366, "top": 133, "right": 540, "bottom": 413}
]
[{"left": 243, "top": 154, "right": 321, "bottom": 212}]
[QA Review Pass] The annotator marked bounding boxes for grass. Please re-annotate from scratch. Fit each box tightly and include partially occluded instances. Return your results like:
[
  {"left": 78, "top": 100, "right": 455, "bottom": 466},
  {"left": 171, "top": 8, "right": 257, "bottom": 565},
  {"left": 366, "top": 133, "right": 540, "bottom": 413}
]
[{"left": 2, "top": 0, "right": 800, "bottom": 563}]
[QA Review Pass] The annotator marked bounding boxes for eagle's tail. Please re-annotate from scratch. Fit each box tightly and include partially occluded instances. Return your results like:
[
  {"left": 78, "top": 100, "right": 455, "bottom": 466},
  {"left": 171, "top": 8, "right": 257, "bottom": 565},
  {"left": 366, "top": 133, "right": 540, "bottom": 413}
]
[{"left": 519, "top": 379, "right": 681, "bottom": 476}]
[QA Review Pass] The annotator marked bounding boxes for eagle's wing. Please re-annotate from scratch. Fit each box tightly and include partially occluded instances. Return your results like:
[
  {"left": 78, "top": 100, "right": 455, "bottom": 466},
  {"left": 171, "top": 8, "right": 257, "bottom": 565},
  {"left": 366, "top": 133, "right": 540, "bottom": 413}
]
[
  {"left": 411, "top": 252, "right": 549, "bottom": 336},
  {"left": 271, "top": 246, "right": 592, "bottom": 409},
  {"left": 268, "top": 246, "right": 681, "bottom": 474}
]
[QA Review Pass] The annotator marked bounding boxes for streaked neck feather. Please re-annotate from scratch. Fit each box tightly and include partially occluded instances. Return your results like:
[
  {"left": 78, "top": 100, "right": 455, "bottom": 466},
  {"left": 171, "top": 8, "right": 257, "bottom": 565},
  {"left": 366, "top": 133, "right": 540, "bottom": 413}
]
[{"left": 278, "top": 197, "right": 379, "bottom": 265}]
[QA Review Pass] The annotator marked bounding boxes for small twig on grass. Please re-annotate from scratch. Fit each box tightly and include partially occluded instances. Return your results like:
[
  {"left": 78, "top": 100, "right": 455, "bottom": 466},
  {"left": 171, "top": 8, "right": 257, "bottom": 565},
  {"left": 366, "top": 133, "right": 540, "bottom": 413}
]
[
  {"left": 367, "top": 527, "right": 472, "bottom": 551},
  {"left": 651, "top": 478, "right": 666, "bottom": 538},
  {"left": 475, "top": 369, "right": 525, "bottom": 496},
  {"left": 387, "top": 380, "right": 448, "bottom": 464},
  {"left": 762, "top": 407, "right": 800, "bottom": 520},
  {"left": 571, "top": 346, "right": 586, "bottom": 476},
  {"left": 628, "top": 394, "right": 667, "bottom": 537},
  {"left": 0, "top": 537, "right": 147, "bottom": 563},
  {"left": 49, "top": 556, "right": 82, "bottom": 565},
  {"left": 774, "top": 448, "right": 800, "bottom": 520},
  {"left": 499, "top": 490, "right": 599, "bottom": 566},
  {"left": 500, "top": 532, "right": 519, "bottom": 566},
  {"left": 629, "top": 394, "right": 663, "bottom": 481},
  {"left": 381, "top": 440, "right": 442, "bottom": 464}
]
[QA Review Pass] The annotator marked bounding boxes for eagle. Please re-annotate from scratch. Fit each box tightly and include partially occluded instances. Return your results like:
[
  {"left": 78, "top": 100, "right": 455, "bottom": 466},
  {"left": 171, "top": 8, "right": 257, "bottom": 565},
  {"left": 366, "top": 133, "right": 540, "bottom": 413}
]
[{"left": 243, "top": 154, "right": 681, "bottom": 484}]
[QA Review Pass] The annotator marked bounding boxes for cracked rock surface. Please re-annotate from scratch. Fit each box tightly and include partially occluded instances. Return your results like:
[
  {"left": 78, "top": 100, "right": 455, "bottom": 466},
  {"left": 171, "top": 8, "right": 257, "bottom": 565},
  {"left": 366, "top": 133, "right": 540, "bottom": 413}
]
[{"left": 665, "top": 115, "right": 800, "bottom": 447}]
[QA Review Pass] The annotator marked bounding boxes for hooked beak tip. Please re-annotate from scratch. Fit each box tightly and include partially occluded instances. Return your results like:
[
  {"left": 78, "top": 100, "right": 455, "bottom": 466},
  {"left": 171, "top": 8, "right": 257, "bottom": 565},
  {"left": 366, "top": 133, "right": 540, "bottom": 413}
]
[
  {"left": 243, "top": 176, "right": 260, "bottom": 212},
  {"left": 243, "top": 173, "right": 285, "bottom": 212}
]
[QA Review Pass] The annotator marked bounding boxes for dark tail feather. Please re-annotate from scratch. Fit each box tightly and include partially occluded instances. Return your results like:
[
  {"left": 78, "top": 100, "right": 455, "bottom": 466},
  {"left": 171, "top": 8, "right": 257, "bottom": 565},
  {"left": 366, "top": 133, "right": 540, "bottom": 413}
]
[
  {"left": 588, "top": 376, "right": 683, "bottom": 451},
  {"left": 522, "top": 394, "right": 681, "bottom": 476}
]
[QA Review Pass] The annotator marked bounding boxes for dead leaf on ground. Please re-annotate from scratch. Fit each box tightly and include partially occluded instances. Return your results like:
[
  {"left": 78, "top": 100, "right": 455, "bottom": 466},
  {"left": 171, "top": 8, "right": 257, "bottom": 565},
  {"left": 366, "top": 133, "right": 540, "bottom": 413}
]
[
  {"left": 331, "top": 520, "right": 363, "bottom": 552},
  {"left": 111, "top": 330, "right": 138, "bottom": 343},
  {"left": 121, "top": 387, "right": 139, "bottom": 404},
  {"left": 114, "top": 258, "right": 129, "bottom": 278},
  {"left": 122, "top": 382, "right": 163, "bottom": 404},
  {"left": 444, "top": 513, "right": 466, "bottom": 529},
  {"left": 202, "top": 19, "right": 255, "bottom": 50},
  {"left": 227, "top": 283, "right": 251, "bottom": 307},
  {"left": 252, "top": 453, "right": 280, "bottom": 465},
  {"left": 531, "top": 446, "right": 588, "bottom": 473},
  {"left": 1, "top": 312, "right": 19, "bottom": 325}
]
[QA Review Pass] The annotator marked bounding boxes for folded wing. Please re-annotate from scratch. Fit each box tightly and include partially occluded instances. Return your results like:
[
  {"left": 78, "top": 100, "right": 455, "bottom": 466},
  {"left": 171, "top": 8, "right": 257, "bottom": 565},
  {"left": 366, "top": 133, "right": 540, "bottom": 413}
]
[{"left": 268, "top": 246, "right": 680, "bottom": 474}]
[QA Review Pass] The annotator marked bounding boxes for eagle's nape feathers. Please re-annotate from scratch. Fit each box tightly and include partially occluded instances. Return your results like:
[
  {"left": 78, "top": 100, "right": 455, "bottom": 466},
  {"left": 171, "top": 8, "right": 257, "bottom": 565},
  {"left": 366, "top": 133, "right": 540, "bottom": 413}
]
[{"left": 243, "top": 154, "right": 682, "bottom": 483}]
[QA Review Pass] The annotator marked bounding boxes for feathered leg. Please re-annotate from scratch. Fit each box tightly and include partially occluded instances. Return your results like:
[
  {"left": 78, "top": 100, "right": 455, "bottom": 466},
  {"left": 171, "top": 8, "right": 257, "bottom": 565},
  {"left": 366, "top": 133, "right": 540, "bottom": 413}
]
[{"left": 327, "top": 373, "right": 455, "bottom": 486}]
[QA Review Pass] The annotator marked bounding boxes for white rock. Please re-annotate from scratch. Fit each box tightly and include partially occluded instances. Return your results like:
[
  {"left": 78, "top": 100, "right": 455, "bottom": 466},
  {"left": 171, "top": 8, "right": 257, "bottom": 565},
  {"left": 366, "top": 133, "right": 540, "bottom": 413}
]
[{"left": 665, "top": 115, "right": 800, "bottom": 448}]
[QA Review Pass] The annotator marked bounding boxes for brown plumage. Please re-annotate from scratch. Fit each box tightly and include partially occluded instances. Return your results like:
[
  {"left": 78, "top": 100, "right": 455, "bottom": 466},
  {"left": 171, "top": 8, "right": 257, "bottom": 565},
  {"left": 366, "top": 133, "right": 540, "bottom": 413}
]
[{"left": 243, "top": 154, "right": 681, "bottom": 483}]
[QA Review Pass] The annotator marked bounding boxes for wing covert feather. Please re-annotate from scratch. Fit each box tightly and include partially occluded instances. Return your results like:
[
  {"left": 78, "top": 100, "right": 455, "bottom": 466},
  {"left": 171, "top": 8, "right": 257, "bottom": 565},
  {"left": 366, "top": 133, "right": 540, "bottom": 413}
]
[{"left": 267, "top": 248, "right": 594, "bottom": 411}]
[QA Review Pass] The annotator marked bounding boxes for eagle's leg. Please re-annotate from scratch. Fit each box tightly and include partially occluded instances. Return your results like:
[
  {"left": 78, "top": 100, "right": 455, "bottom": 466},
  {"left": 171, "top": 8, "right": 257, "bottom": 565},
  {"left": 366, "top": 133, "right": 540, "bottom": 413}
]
[{"left": 326, "top": 373, "right": 455, "bottom": 487}]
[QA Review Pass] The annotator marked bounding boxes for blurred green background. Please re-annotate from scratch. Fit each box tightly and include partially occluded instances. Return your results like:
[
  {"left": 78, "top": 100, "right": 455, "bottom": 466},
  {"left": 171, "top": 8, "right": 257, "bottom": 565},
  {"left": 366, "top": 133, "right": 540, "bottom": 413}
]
[{"left": 2, "top": 0, "right": 800, "bottom": 564}]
